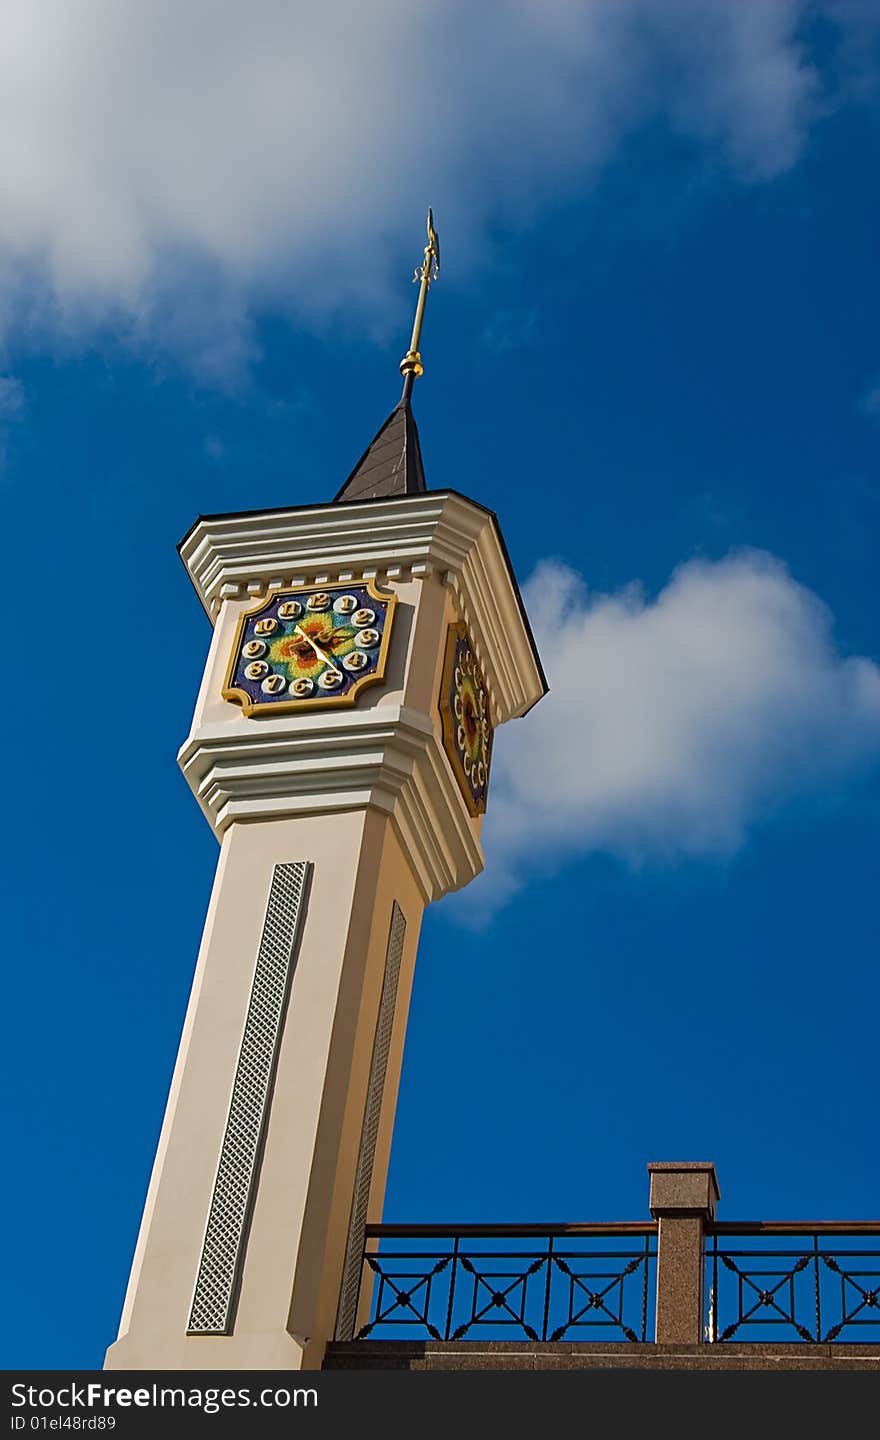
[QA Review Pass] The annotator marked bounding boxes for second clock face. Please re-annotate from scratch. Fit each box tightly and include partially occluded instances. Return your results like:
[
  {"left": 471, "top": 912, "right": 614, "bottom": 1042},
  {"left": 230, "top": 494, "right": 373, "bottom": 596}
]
[
  {"left": 439, "top": 622, "right": 493, "bottom": 815},
  {"left": 223, "top": 581, "right": 395, "bottom": 716}
]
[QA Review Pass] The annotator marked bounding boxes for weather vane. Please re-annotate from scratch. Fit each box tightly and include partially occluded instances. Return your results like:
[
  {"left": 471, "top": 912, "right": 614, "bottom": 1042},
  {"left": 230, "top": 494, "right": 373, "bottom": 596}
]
[{"left": 400, "top": 208, "right": 440, "bottom": 398}]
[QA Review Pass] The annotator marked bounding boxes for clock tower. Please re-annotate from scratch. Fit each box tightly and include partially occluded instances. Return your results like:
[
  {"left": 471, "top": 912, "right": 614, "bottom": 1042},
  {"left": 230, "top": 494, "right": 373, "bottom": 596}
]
[{"left": 105, "top": 215, "right": 546, "bottom": 1372}]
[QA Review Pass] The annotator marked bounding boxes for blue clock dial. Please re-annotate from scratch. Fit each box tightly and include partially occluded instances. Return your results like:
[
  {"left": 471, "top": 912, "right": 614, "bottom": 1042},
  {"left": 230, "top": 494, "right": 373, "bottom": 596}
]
[{"left": 224, "top": 581, "right": 395, "bottom": 716}]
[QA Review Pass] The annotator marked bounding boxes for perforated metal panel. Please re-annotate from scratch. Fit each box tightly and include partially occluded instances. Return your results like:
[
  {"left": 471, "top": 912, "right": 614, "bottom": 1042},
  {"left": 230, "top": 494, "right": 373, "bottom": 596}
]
[
  {"left": 335, "top": 902, "right": 406, "bottom": 1341},
  {"left": 187, "top": 860, "right": 311, "bottom": 1335}
]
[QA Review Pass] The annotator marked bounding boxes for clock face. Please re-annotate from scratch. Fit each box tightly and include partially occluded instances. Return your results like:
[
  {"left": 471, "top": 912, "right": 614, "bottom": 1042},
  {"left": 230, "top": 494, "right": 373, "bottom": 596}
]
[
  {"left": 223, "top": 581, "right": 396, "bottom": 716},
  {"left": 439, "top": 622, "right": 493, "bottom": 816}
]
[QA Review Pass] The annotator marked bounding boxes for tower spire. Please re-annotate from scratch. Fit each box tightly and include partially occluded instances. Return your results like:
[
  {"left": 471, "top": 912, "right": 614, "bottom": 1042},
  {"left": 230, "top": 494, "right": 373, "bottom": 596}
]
[
  {"left": 333, "top": 210, "right": 438, "bottom": 504},
  {"left": 399, "top": 208, "right": 440, "bottom": 402}
]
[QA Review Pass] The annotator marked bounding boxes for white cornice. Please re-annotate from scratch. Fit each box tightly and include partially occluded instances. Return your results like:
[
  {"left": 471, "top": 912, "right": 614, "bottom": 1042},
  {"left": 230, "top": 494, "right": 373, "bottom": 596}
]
[
  {"left": 178, "top": 491, "right": 546, "bottom": 725},
  {"left": 177, "top": 706, "right": 485, "bottom": 904}
]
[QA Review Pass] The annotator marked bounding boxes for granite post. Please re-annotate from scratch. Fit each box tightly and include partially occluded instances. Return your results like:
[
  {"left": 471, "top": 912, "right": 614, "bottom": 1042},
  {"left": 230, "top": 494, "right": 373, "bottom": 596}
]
[{"left": 649, "top": 1162, "right": 720, "bottom": 1345}]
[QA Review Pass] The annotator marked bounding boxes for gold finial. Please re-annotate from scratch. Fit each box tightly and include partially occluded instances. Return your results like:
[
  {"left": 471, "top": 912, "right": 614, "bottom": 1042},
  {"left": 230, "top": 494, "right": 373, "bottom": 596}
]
[{"left": 400, "top": 208, "right": 440, "bottom": 394}]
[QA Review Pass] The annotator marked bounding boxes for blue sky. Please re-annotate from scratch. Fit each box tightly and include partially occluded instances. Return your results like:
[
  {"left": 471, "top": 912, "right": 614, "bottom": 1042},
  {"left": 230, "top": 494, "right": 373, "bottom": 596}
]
[{"left": 2, "top": 2, "right": 879, "bottom": 1368}]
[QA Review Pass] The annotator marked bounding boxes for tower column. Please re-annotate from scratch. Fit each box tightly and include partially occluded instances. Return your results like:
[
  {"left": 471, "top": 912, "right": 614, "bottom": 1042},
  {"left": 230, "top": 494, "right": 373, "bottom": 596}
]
[
  {"left": 107, "top": 808, "right": 424, "bottom": 1370},
  {"left": 105, "top": 484, "right": 545, "bottom": 1371}
]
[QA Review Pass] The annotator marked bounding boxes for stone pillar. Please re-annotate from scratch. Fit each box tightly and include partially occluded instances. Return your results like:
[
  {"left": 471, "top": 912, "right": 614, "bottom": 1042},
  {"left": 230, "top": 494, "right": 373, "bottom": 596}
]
[{"left": 648, "top": 1162, "right": 719, "bottom": 1345}]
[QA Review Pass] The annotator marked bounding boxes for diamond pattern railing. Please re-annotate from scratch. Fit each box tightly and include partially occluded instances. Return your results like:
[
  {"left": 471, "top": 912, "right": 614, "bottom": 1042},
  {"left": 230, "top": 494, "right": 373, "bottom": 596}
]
[
  {"left": 352, "top": 1224, "right": 657, "bottom": 1344},
  {"left": 707, "top": 1226, "right": 880, "bottom": 1343}
]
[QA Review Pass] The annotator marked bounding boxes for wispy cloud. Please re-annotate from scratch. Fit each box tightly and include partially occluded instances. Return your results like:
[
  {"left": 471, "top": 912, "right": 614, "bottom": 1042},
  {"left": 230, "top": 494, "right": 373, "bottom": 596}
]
[
  {"left": 463, "top": 551, "right": 880, "bottom": 914},
  {"left": 859, "top": 374, "right": 880, "bottom": 419},
  {"left": 0, "top": 1, "right": 864, "bottom": 370},
  {"left": 481, "top": 307, "right": 540, "bottom": 356},
  {"left": 202, "top": 434, "right": 226, "bottom": 464},
  {"left": 0, "top": 376, "right": 24, "bottom": 420},
  {"left": 0, "top": 374, "right": 25, "bottom": 472}
]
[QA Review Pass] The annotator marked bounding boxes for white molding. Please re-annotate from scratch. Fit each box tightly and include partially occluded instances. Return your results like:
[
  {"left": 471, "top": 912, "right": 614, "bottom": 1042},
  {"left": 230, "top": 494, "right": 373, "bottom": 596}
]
[
  {"left": 178, "top": 492, "right": 545, "bottom": 725},
  {"left": 177, "top": 706, "right": 485, "bottom": 903}
]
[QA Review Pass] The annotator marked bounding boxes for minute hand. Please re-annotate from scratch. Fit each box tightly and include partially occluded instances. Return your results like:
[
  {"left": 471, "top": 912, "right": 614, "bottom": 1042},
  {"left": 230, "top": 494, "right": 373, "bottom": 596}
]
[{"left": 294, "top": 624, "right": 336, "bottom": 669}]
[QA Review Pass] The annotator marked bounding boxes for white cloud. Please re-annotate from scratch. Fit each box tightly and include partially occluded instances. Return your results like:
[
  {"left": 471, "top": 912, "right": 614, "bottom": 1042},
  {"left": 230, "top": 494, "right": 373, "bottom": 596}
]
[
  {"left": 0, "top": 1, "right": 841, "bottom": 367},
  {"left": 471, "top": 551, "right": 880, "bottom": 910}
]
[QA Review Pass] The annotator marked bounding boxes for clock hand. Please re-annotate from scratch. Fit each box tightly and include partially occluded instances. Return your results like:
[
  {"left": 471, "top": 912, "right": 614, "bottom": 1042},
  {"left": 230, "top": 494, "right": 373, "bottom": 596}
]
[{"left": 294, "top": 624, "right": 337, "bottom": 670}]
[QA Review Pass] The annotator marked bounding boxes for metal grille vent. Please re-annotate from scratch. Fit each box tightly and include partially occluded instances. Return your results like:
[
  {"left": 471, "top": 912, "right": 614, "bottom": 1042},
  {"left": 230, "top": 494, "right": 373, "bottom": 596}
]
[
  {"left": 187, "top": 860, "right": 311, "bottom": 1335},
  {"left": 335, "top": 901, "right": 406, "bottom": 1340}
]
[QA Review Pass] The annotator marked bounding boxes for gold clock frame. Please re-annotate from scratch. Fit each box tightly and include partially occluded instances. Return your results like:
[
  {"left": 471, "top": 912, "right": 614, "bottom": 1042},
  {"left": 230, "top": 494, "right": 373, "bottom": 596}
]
[
  {"left": 222, "top": 578, "right": 397, "bottom": 718},
  {"left": 438, "top": 620, "right": 491, "bottom": 818}
]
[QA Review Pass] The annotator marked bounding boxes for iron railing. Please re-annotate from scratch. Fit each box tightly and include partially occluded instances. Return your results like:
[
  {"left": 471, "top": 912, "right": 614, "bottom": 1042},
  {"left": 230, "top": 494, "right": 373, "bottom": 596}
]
[
  {"left": 353, "top": 1223, "right": 657, "bottom": 1343},
  {"left": 350, "top": 1219, "right": 880, "bottom": 1346},
  {"left": 707, "top": 1223, "right": 880, "bottom": 1343}
]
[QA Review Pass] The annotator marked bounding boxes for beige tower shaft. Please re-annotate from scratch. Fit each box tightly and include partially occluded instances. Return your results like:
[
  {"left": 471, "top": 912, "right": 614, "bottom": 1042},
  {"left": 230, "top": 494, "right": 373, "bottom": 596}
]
[{"left": 105, "top": 491, "right": 544, "bottom": 1371}]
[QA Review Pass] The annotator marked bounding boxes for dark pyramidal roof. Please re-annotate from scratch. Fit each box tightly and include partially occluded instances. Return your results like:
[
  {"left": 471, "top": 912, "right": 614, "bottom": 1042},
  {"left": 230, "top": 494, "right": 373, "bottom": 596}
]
[{"left": 333, "top": 392, "right": 427, "bottom": 503}]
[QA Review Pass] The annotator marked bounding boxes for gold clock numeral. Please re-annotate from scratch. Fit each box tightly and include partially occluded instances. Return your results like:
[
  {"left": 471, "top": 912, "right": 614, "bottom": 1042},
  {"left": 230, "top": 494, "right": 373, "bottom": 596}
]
[
  {"left": 355, "top": 628, "right": 380, "bottom": 649},
  {"left": 278, "top": 600, "right": 302, "bottom": 620},
  {"left": 317, "top": 669, "right": 344, "bottom": 690},
  {"left": 243, "top": 640, "right": 267, "bottom": 659},
  {"left": 333, "top": 594, "right": 358, "bottom": 613},
  {"left": 245, "top": 660, "right": 269, "bottom": 680},
  {"left": 343, "top": 652, "right": 368, "bottom": 672},
  {"left": 353, "top": 607, "right": 375, "bottom": 627},
  {"left": 260, "top": 674, "right": 286, "bottom": 695},
  {"left": 290, "top": 678, "right": 314, "bottom": 697},
  {"left": 254, "top": 618, "right": 278, "bottom": 637},
  {"left": 307, "top": 592, "right": 331, "bottom": 611}
]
